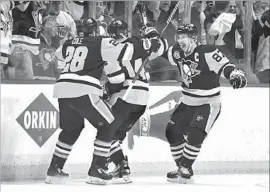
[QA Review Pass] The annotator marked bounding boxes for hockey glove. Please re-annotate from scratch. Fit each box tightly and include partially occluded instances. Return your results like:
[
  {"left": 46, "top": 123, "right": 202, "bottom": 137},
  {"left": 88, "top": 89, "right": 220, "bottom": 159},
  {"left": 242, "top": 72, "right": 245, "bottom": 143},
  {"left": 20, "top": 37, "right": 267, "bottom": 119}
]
[
  {"left": 140, "top": 25, "right": 160, "bottom": 39},
  {"left": 142, "top": 38, "right": 161, "bottom": 54},
  {"left": 229, "top": 69, "right": 247, "bottom": 89}
]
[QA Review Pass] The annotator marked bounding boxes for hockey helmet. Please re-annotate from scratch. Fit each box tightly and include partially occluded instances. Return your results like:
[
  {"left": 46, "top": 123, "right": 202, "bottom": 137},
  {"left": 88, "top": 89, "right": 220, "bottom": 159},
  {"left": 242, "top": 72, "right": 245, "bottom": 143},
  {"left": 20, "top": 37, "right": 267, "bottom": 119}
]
[
  {"left": 76, "top": 18, "right": 98, "bottom": 37},
  {"left": 177, "top": 24, "right": 198, "bottom": 38},
  {"left": 107, "top": 19, "right": 129, "bottom": 40}
]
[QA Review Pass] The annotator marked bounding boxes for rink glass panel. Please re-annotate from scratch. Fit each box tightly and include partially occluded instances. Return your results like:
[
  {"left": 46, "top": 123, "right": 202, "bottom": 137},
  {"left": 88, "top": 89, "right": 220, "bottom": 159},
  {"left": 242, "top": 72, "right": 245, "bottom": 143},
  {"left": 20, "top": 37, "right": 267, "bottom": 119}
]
[{"left": 1, "top": 1, "right": 269, "bottom": 86}]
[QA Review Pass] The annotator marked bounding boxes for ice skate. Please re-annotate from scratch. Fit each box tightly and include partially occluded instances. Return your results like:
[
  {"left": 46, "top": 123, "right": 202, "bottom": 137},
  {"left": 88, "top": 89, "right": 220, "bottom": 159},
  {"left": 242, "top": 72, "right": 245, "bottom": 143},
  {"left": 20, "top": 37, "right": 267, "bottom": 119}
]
[
  {"left": 86, "top": 156, "right": 112, "bottom": 185},
  {"left": 177, "top": 166, "right": 194, "bottom": 184},
  {"left": 45, "top": 164, "right": 69, "bottom": 184},
  {"left": 167, "top": 167, "right": 193, "bottom": 184},
  {"left": 111, "top": 156, "right": 132, "bottom": 184}
]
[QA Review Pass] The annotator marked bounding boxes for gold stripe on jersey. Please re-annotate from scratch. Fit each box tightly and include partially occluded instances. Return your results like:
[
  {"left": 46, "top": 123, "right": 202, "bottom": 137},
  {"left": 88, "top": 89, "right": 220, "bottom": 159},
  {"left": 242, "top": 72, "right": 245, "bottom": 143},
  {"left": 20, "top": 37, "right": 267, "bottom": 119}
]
[
  {"left": 167, "top": 46, "right": 177, "bottom": 66},
  {"left": 182, "top": 87, "right": 221, "bottom": 96},
  {"left": 53, "top": 73, "right": 102, "bottom": 98},
  {"left": 123, "top": 79, "right": 149, "bottom": 89},
  {"left": 110, "top": 88, "right": 149, "bottom": 106},
  {"left": 205, "top": 103, "right": 221, "bottom": 133},
  {"left": 181, "top": 93, "right": 221, "bottom": 106},
  {"left": 88, "top": 94, "right": 114, "bottom": 124}
]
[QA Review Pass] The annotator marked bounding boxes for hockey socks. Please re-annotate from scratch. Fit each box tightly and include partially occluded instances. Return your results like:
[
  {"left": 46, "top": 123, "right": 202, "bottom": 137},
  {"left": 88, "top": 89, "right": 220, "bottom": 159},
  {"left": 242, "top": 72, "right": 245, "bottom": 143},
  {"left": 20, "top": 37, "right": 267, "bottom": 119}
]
[
  {"left": 180, "top": 143, "right": 201, "bottom": 168},
  {"left": 51, "top": 140, "right": 73, "bottom": 169},
  {"left": 170, "top": 141, "right": 185, "bottom": 165},
  {"left": 110, "top": 140, "right": 125, "bottom": 165},
  {"left": 87, "top": 139, "right": 112, "bottom": 185}
]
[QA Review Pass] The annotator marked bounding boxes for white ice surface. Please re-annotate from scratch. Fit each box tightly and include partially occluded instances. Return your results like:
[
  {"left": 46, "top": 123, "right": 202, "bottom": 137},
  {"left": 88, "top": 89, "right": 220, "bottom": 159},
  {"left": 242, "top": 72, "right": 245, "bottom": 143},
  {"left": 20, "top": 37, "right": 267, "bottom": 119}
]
[{"left": 1, "top": 174, "right": 269, "bottom": 192}]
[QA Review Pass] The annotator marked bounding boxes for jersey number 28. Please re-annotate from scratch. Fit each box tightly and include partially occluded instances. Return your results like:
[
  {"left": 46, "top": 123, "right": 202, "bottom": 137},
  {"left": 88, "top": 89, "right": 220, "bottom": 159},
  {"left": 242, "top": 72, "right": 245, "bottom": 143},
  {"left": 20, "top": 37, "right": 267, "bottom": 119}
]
[{"left": 62, "top": 46, "right": 88, "bottom": 73}]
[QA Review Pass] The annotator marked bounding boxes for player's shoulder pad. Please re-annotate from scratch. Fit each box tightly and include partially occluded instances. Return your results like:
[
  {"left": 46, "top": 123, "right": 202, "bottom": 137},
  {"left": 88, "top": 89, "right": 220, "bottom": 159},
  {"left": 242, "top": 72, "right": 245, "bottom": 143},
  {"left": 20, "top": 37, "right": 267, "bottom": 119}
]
[
  {"left": 124, "top": 36, "right": 141, "bottom": 44},
  {"left": 101, "top": 37, "right": 118, "bottom": 44},
  {"left": 171, "top": 43, "right": 184, "bottom": 59},
  {"left": 61, "top": 38, "right": 72, "bottom": 50}
]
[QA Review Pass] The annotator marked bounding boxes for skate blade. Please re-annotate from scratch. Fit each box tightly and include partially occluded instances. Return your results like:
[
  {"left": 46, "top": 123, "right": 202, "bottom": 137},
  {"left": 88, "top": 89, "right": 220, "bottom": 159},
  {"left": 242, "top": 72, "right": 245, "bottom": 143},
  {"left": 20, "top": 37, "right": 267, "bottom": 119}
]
[
  {"left": 167, "top": 177, "right": 194, "bottom": 184},
  {"left": 45, "top": 175, "right": 69, "bottom": 184},
  {"left": 178, "top": 176, "right": 194, "bottom": 184},
  {"left": 86, "top": 176, "right": 111, "bottom": 185},
  {"left": 111, "top": 176, "right": 132, "bottom": 184},
  {"left": 167, "top": 178, "right": 180, "bottom": 183}
]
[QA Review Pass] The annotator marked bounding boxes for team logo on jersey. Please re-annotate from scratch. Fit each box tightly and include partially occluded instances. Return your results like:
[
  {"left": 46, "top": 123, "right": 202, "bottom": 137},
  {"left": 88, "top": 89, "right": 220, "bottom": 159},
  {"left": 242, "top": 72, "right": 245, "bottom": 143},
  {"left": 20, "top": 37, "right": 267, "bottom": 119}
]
[
  {"left": 196, "top": 115, "right": 203, "bottom": 121},
  {"left": 36, "top": 48, "right": 56, "bottom": 71},
  {"left": 16, "top": 93, "right": 59, "bottom": 147},
  {"left": 179, "top": 58, "right": 201, "bottom": 87}
]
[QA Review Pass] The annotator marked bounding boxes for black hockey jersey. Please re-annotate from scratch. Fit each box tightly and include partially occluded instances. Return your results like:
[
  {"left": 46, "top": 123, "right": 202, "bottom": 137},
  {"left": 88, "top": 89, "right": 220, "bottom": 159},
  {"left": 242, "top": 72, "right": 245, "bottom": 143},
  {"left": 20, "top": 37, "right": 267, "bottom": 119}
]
[
  {"left": 12, "top": 2, "right": 42, "bottom": 54},
  {"left": 53, "top": 36, "right": 134, "bottom": 99},
  {"left": 164, "top": 44, "right": 235, "bottom": 106},
  {"left": 32, "top": 34, "right": 59, "bottom": 79}
]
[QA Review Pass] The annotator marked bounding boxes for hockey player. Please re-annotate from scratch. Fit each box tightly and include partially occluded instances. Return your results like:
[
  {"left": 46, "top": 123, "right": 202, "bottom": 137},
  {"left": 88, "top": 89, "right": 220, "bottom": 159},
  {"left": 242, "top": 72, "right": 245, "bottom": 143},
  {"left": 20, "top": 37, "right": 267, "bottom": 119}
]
[
  {"left": 162, "top": 24, "right": 247, "bottom": 183},
  {"left": 45, "top": 18, "right": 160, "bottom": 185},
  {"left": 105, "top": 20, "right": 168, "bottom": 183}
]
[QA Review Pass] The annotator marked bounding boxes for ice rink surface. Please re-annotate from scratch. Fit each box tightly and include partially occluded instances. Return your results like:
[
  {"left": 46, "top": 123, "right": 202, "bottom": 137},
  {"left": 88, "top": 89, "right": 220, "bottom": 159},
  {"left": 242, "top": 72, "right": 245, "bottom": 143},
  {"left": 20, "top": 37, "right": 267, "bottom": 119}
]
[{"left": 1, "top": 174, "right": 269, "bottom": 192}]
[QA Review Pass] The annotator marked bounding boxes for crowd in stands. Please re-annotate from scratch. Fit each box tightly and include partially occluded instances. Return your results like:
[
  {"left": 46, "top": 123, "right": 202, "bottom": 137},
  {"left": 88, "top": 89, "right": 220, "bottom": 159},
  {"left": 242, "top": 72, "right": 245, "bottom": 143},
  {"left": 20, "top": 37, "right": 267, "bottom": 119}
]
[{"left": 0, "top": 1, "right": 269, "bottom": 84}]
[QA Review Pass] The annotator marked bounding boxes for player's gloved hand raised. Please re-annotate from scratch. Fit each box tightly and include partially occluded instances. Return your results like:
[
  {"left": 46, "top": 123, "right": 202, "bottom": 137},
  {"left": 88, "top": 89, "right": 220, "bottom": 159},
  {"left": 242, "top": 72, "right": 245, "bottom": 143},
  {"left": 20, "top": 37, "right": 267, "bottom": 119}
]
[
  {"left": 150, "top": 38, "right": 161, "bottom": 53},
  {"left": 229, "top": 69, "right": 247, "bottom": 89},
  {"left": 142, "top": 38, "right": 161, "bottom": 53},
  {"left": 140, "top": 25, "right": 160, "bottom": 39}
]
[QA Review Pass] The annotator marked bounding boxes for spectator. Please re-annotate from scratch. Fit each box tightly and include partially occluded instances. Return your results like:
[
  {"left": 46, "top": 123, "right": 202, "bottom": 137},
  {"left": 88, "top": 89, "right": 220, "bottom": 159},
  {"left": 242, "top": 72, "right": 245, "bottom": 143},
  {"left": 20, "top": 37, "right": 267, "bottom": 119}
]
[
  {"left": 9, "top": 1, "right": 45, "bottom": 80},
  {"left": 61, "top": 1, "right": 87, "bottom": 20},
  {"left": 191, "top": 1, "right": 207, "bottom": 44},
  {"left": 252, "top": 2, "right": 270, "bottom": 83},
  {"left": 95, "top": 1, "right": 113, "bottom": 35},
  {"left": 146, "top": 1, "right": 161, "bottom": 25},
  {"left": 0, "top": 1, "right": 13, "bottom": 79},
  {"left": 204, "top": 1, "right": 215, "bottom": 17},
  {"left": 107, "top": 1, "right": 125, "bottom": 21},
  {"left": 45, "top": 1, "right": 77, "bottom": 48},
  {"left": 32, "top": 16, "right": 60, "bottom": 80},
  {"left": 132, "top": 1, "right": 143, "bottom": 37},
  {"left": 146, "top": 1, "right": 182, "bottom": 81},
  {"left": 207, "top": 1, "right": 244, "bottom": 63}
]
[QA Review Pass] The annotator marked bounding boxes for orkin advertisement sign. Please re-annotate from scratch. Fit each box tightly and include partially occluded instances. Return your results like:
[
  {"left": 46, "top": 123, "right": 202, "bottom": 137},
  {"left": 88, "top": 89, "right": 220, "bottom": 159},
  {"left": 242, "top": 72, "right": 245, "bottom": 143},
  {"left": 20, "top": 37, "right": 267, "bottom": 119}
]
[{"left": 16, "top": 93, "right": 59, "bottom": 147}]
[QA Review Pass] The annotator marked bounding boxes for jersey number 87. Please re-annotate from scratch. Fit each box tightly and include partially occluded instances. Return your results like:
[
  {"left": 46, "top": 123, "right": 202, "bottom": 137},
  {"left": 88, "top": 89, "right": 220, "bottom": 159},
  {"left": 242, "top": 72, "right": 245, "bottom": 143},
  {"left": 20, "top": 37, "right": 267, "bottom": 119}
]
[{"left": 62, "top": 46, "right": 88, "bottom": 73}]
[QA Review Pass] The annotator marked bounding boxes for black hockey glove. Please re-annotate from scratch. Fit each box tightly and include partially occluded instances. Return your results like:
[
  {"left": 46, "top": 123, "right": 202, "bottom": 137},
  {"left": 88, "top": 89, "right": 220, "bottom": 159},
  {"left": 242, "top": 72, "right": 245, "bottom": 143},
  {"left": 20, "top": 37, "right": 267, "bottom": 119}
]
[
  {"left": 140, "top": 25, "right": 160, "bottom": 39},
  {"left": 229, "top": 69, "right": 247, "bottom": 89},
  {"left": 142, "top": 38, "right": 161, "bottom": 54},
  {"left": 150, "top": 38, "right": 161, "bottom": 53}
]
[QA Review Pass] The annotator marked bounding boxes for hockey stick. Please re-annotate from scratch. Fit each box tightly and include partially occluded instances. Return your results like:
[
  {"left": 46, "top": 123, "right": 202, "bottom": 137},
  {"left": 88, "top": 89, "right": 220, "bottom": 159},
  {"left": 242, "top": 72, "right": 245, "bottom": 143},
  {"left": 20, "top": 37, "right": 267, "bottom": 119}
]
[{"left": 122, "top": 1, "right": 181, "bottom": 100}]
